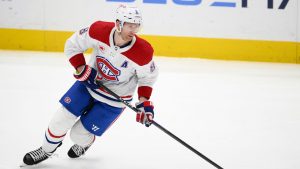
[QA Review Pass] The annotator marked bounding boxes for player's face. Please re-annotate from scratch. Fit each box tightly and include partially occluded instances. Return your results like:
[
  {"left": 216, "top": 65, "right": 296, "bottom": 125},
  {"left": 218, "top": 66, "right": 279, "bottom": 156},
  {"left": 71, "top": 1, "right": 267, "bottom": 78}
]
[{"left": 120, "top": 22, "right": 140, "bottom": 41}]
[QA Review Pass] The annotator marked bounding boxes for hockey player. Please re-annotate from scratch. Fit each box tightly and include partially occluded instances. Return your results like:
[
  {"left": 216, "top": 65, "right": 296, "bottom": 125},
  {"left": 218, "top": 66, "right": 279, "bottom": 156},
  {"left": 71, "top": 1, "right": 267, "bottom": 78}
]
[{"left": 22, "top": 4, "right": 158, "bottom": 165}]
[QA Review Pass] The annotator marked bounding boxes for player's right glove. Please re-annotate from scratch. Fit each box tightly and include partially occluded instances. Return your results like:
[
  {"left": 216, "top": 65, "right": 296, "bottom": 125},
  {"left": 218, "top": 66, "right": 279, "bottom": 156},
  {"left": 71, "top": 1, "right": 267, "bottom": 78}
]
[{"left": 74, "top": 65, "right": 99, "bottom": 89}]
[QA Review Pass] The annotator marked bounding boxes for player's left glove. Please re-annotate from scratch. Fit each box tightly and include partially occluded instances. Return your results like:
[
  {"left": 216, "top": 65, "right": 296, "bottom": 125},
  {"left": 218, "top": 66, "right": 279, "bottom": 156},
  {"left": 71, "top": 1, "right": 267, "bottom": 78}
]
[
  {"left": 135, "top": 101, "right": 154, "bottom": 127},
  {"left": 74, "top": 65, "right": 99, "bottom": 89}
]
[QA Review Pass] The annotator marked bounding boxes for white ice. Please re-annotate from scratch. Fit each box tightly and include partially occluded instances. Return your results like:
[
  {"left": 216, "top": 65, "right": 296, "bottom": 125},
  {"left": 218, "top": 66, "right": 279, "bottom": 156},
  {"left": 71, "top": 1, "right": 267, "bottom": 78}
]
[{"left": 0, "top": 50, "right": 300, "bottom": 169}]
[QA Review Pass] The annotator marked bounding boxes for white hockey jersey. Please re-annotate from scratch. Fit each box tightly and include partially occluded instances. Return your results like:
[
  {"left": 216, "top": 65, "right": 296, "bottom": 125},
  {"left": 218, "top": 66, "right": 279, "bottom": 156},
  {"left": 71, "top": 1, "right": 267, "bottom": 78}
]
[{"left": 64, "top": 21, "right": 158, "bottom": 108}]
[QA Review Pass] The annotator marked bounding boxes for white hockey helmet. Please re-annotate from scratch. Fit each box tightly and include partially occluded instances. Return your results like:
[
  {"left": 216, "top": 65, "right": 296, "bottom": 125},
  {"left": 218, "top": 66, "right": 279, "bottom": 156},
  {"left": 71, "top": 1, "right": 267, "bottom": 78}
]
[{"left": 115, "top": 5, "right": 142, "bottom": 31}]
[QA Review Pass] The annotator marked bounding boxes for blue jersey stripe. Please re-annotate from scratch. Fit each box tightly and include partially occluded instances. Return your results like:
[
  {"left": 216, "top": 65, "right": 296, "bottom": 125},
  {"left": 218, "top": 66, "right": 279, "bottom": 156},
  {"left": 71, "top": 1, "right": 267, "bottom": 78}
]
[{"left": 45, "top": 134, "right": 62, "bottom": 145}]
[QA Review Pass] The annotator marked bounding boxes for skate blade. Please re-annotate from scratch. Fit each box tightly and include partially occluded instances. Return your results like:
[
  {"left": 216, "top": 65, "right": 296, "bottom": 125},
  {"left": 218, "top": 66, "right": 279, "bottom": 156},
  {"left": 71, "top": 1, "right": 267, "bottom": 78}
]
[
  {"left": 19, "top": 162, "right": 29, "bottom": 168},
  {"left": 19, "top": 162, "right": 40, "bottom": 168}
]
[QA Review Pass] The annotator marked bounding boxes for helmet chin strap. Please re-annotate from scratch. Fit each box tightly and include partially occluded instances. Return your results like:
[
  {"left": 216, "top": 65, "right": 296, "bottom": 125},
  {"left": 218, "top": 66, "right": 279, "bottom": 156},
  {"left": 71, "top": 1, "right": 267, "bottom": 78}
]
[{"left": 116, "top": 21, "right": 124, "bottom": 32}]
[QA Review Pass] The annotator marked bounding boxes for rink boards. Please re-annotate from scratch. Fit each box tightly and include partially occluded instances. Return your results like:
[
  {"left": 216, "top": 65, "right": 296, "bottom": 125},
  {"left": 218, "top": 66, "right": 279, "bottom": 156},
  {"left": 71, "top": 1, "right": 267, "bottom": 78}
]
[
  {"left": 0, "top": 28, "right": 299, "bottom": 63},
  {"left": 0, "top": 1, "right": 299, "bottom": 63}
]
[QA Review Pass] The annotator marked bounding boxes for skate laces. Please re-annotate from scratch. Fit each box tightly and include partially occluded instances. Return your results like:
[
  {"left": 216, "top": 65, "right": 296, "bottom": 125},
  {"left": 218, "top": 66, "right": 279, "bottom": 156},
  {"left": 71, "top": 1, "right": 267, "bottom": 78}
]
[
  {"left": 28, "top": 147, "right": 51, "bottom": 162},
  {"left": 71, "top": 144, "right": 86, "bottom": 157}
]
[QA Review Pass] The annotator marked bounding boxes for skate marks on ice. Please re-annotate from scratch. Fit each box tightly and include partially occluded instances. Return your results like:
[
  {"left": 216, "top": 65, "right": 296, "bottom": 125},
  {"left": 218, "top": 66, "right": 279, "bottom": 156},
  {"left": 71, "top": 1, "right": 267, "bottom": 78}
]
[
  {"left": 18, "top": 155, "right": 102, "bottom": 169},
  {"left": 17, "top": 157, "right": 102, "bottom": 169},
  {"left": 0, "top": 164, "right": 12, "bottom": 169}
]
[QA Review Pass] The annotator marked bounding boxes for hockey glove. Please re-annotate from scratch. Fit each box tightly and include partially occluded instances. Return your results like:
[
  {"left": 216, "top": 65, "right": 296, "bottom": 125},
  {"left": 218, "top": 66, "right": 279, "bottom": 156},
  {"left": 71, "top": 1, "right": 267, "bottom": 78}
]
[
  {"left": 136, "top": 101, "right": 154, "bottom": 127},
  {"left": 74, "top": 65, "right": 99, "bottom": 89}
]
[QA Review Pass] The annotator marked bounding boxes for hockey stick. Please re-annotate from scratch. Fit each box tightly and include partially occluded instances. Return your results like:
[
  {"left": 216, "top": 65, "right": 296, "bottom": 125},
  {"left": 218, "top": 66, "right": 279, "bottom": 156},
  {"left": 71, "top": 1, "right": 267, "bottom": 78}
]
[{"left": 96, "top": 81, "right": 224, "bottom": 169}]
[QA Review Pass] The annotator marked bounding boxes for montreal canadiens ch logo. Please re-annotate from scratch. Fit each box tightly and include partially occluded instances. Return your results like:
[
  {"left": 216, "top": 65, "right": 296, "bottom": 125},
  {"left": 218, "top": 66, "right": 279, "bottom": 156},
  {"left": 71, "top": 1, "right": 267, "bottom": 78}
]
[{"left": 96, "top": 56, "right": 121, "bottom": 81}]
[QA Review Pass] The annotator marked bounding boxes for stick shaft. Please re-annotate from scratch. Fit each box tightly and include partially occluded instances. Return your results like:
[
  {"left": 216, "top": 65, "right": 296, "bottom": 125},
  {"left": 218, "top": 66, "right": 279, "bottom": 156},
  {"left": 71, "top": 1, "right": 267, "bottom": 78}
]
[{"left": 96, "top": 81, "right": 223, "bottom": 169}]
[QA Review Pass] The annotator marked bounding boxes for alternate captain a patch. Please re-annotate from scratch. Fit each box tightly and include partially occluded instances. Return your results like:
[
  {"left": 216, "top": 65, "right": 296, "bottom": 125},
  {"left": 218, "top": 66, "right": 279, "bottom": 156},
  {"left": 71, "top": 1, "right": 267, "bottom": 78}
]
[
  {"left": 121, "top": 61, "right": 128, "bottom": 68},
  {"left": 96, "top": 56, "right": 121, "bottom": 81}
]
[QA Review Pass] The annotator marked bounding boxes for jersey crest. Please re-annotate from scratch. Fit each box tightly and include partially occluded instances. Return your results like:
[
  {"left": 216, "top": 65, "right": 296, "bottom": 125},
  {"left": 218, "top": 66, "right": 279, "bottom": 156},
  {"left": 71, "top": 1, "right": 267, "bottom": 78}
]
[{"left": 96, "top": 56, "right": 121, "bottom": 81}]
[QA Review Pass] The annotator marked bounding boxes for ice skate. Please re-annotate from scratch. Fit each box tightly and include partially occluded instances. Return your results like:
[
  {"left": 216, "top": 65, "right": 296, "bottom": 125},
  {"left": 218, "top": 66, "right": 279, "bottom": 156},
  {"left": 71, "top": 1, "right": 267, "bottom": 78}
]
[
  {"left": 67, "top": 144, "right": 92, "bottom": 158},
  {"left": 22, "top": 143, "right": 62, "bottom": 166}
]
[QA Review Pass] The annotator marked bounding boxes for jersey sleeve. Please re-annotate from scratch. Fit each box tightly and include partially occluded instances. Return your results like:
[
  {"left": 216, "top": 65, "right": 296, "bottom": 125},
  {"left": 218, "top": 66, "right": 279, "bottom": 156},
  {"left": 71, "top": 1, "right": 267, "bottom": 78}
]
[
  {"left": 64, "top": 26, "right": 95, "bottom": 69},
  {"left": 136, "top": 60, "right": 159, "bottom": 99}
]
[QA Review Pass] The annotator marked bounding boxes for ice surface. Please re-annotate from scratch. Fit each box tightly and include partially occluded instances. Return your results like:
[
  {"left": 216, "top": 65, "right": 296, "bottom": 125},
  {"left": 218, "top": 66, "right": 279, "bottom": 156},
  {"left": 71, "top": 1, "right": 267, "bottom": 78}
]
[{"left": 0, "top": 50, "right": 300, "bottom": 169}]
